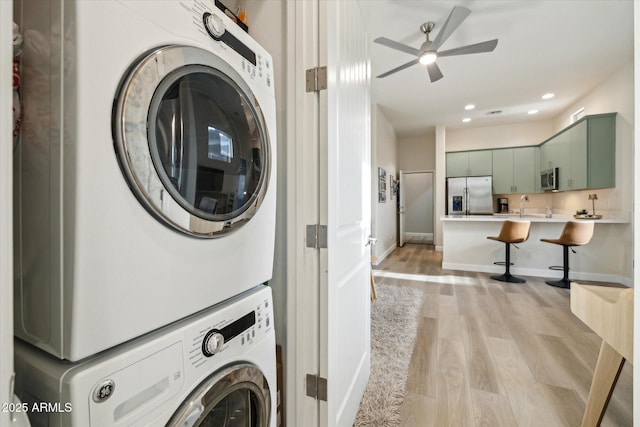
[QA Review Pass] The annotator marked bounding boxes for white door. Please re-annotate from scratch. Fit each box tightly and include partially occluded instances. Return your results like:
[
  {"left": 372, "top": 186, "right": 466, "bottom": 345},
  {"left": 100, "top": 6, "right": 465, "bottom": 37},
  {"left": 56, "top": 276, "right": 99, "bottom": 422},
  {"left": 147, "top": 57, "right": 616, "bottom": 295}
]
[
  {"left": 320, "top": 1, "right": 371, "bottom": 426},
  {"left": 1, "top": 1, "right": 15, "bottom": 425},
  {"left": 404, "top": 171, "right": 434, "bottom": 244},
  {"left": 399, "top": 170, "right": 406, "bottom": 246}
]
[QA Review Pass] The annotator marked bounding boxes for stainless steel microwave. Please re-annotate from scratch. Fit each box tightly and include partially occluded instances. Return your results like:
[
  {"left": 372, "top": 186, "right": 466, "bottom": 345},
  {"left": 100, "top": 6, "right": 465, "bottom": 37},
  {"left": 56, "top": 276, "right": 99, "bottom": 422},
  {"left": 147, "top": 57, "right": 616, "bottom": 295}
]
[{"left": 540, "top": 167, "right": 559, "bottom": 191}]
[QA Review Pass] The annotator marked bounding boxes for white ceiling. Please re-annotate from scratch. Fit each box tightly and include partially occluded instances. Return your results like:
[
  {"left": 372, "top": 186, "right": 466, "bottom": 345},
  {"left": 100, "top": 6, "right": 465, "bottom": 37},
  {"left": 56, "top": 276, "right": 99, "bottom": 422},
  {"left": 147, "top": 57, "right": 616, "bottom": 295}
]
[{"left": 362, "top": 0, "right": 634, "bottom": 137}]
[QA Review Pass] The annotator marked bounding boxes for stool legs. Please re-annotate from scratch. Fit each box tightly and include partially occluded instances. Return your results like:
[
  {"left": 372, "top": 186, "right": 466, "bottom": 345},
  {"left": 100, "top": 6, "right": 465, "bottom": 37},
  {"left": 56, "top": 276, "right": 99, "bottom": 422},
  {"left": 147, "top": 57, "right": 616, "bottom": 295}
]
[
  {"left": 546, "top": 245, "right": 571, "bottom": 288},
  {"left": 491, "top": 242, "right": 526, "bottom": 283}
]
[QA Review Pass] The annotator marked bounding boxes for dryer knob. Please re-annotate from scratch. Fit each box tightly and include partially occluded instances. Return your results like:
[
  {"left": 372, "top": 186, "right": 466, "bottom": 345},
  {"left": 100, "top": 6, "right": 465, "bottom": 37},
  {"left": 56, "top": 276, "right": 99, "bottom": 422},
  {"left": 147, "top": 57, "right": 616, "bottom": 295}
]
[
  {"left": 204, "top": 12, "right": 225, "bottom": 38},
  {"left": 202, "top": 331, "right": 225, "bottom": 357}
]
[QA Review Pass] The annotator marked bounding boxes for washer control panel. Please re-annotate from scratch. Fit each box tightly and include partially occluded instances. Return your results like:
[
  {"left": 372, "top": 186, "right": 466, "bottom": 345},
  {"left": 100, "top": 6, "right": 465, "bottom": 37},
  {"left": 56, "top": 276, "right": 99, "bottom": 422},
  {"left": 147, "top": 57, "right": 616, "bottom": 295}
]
[{"left": 190, "top": 296, "right": 272, "bottom": 367}]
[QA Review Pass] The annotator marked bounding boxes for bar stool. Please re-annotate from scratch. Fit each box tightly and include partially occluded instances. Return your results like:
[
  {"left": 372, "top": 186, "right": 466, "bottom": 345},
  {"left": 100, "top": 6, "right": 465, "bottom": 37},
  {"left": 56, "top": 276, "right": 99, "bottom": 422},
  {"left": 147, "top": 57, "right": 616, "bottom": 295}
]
[
  {"left": 540, "top": 221, "right": 594, "bottom": 289},
  {"left": 487, "top": 220, "right": 531, "bottom": 283}
]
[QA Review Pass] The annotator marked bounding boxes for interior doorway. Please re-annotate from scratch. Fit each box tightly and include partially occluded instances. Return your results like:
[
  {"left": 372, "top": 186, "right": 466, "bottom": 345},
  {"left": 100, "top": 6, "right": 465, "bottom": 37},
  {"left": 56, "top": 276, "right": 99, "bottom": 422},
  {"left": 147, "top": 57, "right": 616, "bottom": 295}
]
[{"left": 398, "top": 171, "right": 434, "bottom": 246}]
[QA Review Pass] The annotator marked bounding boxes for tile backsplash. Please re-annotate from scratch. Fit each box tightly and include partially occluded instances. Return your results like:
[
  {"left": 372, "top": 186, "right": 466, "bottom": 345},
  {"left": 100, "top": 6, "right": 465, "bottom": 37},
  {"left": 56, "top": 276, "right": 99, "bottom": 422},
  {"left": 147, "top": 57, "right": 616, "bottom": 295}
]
[{"left": 496, "top": 188, "right": 618, "bottom": 214}]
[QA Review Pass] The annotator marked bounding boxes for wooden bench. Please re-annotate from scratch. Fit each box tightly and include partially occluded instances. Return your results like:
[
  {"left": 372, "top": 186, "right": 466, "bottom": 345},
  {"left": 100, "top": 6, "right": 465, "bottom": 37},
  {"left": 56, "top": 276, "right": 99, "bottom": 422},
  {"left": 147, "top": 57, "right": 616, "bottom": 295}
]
[{"left": 570, "top": 283, "right": 633, "bottom": 427}]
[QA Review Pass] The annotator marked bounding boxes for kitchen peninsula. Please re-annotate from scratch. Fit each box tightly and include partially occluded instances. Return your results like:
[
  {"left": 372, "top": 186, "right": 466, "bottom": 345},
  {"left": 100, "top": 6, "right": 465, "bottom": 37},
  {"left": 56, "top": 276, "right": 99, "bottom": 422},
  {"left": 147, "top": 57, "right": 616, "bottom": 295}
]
[{"left": 441, "top": 214, "right": 631, "bottom": 286}]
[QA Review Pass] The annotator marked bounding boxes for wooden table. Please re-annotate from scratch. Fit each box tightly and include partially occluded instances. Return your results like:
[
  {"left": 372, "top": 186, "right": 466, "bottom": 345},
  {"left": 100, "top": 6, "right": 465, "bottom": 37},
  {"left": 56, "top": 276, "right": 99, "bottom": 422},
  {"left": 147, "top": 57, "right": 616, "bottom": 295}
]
[{"left": 570, "top": 283, "right": 633, "bottom": 427}]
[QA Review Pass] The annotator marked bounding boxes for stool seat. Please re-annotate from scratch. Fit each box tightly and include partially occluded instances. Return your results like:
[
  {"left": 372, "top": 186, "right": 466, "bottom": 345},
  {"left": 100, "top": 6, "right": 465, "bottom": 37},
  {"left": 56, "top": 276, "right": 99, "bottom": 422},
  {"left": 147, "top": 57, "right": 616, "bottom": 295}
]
[
  {"left": 540, "top": 221, "right": 594, "bottom": 288},
  {"left": 487, "top": 220, "right": 531, "bottom": 283}
]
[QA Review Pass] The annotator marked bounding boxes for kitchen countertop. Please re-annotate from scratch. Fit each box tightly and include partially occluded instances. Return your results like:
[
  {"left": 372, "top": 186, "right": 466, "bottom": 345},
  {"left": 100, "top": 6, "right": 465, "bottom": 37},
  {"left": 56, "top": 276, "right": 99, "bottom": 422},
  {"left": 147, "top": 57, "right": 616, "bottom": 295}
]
[
  {"left": 440, "top": 213, "right": 629, "bottom": 224},
  {"left": 440, "top": 211, "right": 632, "bottom": 286}
]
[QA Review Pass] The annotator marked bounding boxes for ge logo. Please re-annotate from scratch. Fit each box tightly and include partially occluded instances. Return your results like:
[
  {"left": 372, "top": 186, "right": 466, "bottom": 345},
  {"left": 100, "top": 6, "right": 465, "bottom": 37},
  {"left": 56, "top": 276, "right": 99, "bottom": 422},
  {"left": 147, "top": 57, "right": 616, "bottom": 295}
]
[{"left": 93, "top": 380, "right": 115, "bottom": 403}]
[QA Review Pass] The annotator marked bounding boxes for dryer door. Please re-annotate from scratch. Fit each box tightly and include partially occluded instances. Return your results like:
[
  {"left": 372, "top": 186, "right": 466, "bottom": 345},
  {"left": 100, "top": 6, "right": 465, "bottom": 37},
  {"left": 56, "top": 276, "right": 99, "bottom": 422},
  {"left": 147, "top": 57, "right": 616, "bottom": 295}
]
[
  {"left": 168, "top": 363, "right": 271, "bottom": 427},
  {"left": 114, "top": 45, "right": 271, "bottom": 238}
]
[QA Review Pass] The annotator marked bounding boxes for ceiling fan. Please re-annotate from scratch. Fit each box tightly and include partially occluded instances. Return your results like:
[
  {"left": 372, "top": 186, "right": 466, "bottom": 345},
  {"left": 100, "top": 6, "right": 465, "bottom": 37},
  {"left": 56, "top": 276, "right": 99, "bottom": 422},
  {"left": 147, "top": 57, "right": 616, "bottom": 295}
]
[{"left": 374, "top": 6, "right": 498, "bottom": 82}]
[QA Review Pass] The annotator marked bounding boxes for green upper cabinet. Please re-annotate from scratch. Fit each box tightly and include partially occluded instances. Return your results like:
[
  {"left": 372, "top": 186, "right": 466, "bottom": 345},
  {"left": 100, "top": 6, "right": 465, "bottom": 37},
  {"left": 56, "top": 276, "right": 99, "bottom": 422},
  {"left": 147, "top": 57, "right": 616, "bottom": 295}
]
[
  {"left": 492, "top": 147, "right": 536, "bottom": 194},
  {"left": 538, "top": 113, "right": 615, "bottom": 191},
  {"left": 569, "top": 121, "right": 588, "bottom": 189},
  {"left": 446, "top": 150, "right": 493, "bottom": 177},
  {"left": 555, "top": 130, "right": 571, "bottom": 191},
  {"left": 491, "top": 149, "right": 513, "bottom": 194},
  {"left": 446, "top": 151, "right": 469, "bottom": 177},
  {"left": 513, "top": 147, "right": 536, "bottom": 194},
  {"left": 587, "top": 114, "right": 616, "bottom": 188},
  {"left": 446, "top": 113, "right": 615, "bottom": 193}
]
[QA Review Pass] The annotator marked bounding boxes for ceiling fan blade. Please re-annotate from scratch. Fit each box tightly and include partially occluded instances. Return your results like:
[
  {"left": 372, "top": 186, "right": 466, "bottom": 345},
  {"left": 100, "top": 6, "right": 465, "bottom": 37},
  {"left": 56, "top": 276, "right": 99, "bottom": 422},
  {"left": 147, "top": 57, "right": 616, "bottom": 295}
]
[
  {"left": 377, "top": 58, "right": 420, "bottom": 78},
  {"left": 427, "top": 62, "right": 443, "bottom": 83},
  {"left": 374, "top": 37, "right": 420, "bottom": 56},
  {"left": 430, "top": 6, "right": 471, "bottom": 51},
  {"left": 438, "top": 39, "right": 498, "bottom": 57}
]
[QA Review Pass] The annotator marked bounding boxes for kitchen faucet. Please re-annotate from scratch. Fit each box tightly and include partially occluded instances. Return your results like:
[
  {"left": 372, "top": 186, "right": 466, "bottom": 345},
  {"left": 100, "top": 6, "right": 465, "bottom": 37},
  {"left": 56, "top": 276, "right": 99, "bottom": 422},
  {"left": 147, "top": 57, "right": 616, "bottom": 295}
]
[{"left": 520, "top": 195, "right": 529, "bottom": 218}]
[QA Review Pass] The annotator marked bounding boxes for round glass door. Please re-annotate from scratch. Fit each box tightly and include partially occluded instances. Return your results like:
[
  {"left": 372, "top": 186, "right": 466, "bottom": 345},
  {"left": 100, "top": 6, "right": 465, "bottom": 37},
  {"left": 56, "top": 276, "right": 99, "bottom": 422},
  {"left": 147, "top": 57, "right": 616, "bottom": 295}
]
[
  {"left": 167, "top": 364, "right": 271, "bottom": 427},
  {"left": 114, "top": 45, "right": 270, "bottom": 238}
]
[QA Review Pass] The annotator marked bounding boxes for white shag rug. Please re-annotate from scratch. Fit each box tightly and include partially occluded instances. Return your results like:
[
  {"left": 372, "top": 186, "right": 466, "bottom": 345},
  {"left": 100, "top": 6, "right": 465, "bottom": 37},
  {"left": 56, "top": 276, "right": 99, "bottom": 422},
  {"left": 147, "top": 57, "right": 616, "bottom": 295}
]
[{"left": 353, "top": 283, "right": 424, "bottom": 427}]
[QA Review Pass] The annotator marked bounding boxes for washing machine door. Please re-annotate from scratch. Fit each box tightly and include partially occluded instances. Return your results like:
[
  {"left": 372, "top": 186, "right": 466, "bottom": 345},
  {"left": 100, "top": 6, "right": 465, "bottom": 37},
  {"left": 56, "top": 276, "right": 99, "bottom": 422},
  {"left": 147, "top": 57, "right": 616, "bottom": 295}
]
[
  {"left": 168, "top": 363, "right": 271, "bottom": 427},
  {"left": 114, "top": 45, "right": 271, "bottom": 237}
]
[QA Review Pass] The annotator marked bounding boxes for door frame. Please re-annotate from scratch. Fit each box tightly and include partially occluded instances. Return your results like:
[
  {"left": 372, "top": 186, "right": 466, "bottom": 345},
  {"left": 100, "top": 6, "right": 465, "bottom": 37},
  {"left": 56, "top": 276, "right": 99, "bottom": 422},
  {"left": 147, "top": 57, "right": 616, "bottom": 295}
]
[
  {"left": 285, "top": 1, "right": 370, "bottom": 425},
  {"left": 285, "top": 0, "right": 321, "bottom": 425}
]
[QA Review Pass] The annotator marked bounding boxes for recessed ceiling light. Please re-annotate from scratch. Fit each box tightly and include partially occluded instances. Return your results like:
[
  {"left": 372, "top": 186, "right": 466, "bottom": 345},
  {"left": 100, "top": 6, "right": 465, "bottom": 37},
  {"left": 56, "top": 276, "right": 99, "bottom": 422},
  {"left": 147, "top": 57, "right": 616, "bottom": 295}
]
[
  {"left": 464, "top": 104, "right": 475, "bottom": 110},
  {"left": 542, "top": 93, "right": 555, "bottom": 100},
  {"left": 528, "top": 109, "right": 539, "bottom": 115},
  {"left": 462, "top": 118, "right": 471, "bottom": 123}
]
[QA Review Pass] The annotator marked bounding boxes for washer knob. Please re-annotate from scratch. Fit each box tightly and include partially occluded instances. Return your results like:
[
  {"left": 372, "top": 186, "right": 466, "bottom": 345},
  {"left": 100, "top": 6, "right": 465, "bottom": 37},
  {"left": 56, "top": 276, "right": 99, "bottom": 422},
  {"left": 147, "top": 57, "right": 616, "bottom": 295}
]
[
  {"left": 202, "top": 331, "right": 225, "bottom": 357},
  {"left": 204, "top": 12, "right": 225, "bottom": 38}
]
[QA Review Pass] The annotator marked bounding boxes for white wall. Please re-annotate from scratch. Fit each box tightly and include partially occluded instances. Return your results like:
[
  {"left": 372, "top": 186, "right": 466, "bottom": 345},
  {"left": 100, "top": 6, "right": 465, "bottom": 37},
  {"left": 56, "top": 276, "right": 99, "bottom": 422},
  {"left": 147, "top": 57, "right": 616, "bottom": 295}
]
[
  {"left": 372, "top": 105, "right": 398, "bottom": 261},
  {"left": 446, "top": 120, "right": 553, "bottom": 152},
  {"left": 397, "top": 133, "right": 435, "bottom": 170}
]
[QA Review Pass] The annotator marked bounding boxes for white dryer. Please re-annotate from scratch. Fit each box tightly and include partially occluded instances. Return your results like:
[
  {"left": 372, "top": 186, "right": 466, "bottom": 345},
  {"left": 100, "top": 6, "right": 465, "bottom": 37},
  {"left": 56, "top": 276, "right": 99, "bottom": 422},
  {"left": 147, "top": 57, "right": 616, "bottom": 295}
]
[
  {"left": 14, "top": 285, "right": 276, "bottom": 427},
  {"left": 15, "top": 0, "right": 276, "bottom": 360}
]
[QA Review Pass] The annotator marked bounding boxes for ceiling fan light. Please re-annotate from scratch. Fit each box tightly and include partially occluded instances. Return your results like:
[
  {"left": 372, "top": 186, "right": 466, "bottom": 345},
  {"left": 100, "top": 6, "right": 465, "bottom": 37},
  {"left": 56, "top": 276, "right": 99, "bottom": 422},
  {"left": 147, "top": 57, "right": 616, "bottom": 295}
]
[{"left": 419, "top": 52, "right": 437, "bottom": 65}]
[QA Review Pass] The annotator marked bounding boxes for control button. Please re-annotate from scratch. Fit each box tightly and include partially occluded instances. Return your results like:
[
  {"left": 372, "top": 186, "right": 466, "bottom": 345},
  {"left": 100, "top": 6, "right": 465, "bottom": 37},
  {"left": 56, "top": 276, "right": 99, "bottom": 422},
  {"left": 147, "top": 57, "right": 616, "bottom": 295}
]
[
  {"left": 203, "top": 12, "right": 225, "bottom": 39},
  {"left": 266, "top": 317, "right": 270, "bottom": 327},
  {"left": 252, "top": 330, "right": 255, "bottom": 337},
  {"left": 202, "top": 330, "right": 225, "bottom": 357},
  {"left": 241, "top": 336, "right": 245, "bottom": 345}
]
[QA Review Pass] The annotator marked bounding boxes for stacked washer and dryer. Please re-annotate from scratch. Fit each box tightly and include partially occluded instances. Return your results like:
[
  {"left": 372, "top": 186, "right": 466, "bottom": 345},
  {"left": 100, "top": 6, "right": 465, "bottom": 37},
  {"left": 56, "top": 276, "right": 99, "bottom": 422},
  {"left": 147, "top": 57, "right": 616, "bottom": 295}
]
[{"left": 13, "top": 1, "right": 277, "bottom": 425}]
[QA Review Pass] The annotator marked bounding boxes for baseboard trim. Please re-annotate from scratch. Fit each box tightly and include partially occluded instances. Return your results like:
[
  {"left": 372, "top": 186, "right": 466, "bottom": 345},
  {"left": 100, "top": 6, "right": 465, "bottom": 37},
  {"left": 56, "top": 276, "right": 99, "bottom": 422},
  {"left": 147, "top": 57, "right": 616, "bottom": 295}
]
[
  {"left": 441, "top": 262, "right": 632, "bottom": 287},
  {"left": 373, "top": 243, "right": 397, "bottom": 266}
]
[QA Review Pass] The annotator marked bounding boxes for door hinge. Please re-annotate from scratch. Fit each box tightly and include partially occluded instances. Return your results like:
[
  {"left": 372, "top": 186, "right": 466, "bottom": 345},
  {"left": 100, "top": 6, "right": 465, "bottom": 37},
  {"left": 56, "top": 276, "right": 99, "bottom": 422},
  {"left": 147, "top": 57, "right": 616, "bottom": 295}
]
[
  {"left": 305, "top": 66, "right": 327, "bottom": 92},
  {"left": 306, "top": 224, "right": 327, "bottom": 249},
  {"left": 306, "top": 374, "right": 328, "bottom": 401}
]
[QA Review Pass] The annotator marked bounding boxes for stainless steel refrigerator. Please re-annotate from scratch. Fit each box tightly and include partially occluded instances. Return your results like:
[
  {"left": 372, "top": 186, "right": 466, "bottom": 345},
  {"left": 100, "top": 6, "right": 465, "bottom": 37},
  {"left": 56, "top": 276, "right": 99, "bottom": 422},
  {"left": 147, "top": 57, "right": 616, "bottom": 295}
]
[{"left": 447, "top": 176, "right": 493, "bottom": 215}]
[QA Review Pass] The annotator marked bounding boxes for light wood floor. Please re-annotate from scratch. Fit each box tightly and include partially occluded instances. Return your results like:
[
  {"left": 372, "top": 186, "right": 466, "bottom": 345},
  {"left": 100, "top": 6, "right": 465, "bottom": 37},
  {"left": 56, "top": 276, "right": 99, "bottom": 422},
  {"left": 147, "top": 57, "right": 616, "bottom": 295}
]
[{"left": 373, "top": 244, "right": 633, "bottom": 427}]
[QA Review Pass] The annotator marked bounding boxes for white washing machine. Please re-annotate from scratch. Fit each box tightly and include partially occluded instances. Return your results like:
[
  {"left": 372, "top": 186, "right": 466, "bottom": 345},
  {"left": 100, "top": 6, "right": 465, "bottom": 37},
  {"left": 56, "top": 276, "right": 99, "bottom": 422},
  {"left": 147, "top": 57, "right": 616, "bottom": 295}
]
[
  {"left": 14, "top": 285, "right": 276, "bottom": 427},
  {"left": 15, "top": 0, "right": 277, "bottom": 361}
]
